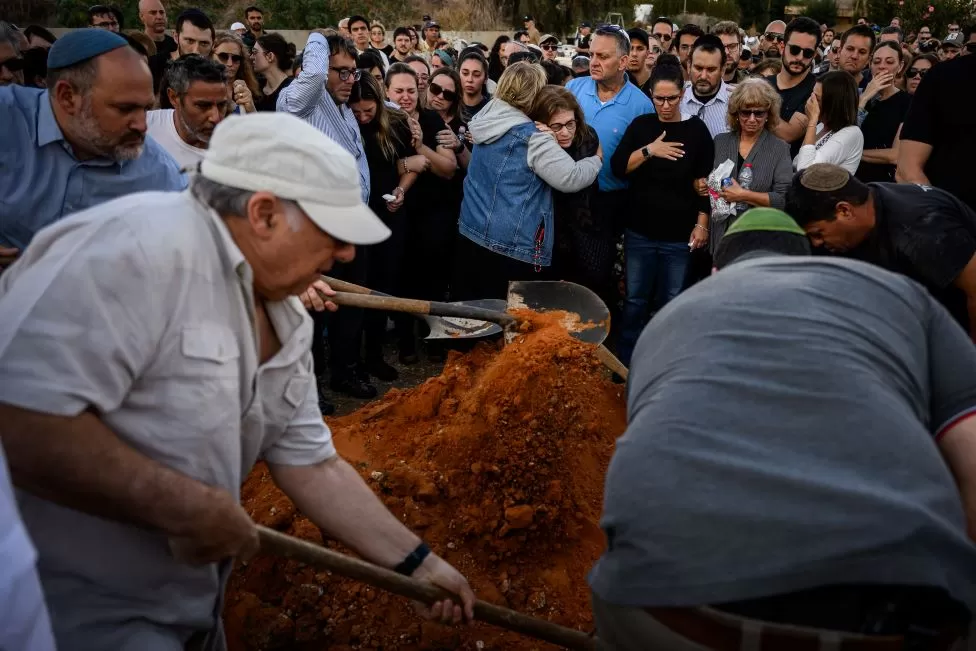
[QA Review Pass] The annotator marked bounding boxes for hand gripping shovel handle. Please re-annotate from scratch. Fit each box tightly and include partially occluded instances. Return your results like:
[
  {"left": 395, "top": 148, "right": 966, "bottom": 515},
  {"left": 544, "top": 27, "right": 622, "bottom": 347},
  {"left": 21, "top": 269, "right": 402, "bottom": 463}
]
[{"left": 257, "top": 526, "right": 597, "bottom": 650}]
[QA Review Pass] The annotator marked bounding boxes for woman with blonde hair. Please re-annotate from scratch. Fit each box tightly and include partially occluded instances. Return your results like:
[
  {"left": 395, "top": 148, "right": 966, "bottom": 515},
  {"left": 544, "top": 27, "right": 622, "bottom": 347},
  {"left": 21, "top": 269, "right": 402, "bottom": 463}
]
[
  {"left": 710, "top": 77, "right": 794, "bottom": 251},
  {"left": 211, "top": 30, "right": 261, "bottom": 113},
  {"left": 454, "top": 62, "right": 603, "bottom": 300}
]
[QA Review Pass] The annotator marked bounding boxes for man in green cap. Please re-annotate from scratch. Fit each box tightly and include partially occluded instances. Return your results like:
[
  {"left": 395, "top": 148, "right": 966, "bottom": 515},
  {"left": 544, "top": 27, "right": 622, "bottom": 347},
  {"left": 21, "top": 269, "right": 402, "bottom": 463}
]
[{"left": 590, "top": 207, "right": 976, "bottom": 650}]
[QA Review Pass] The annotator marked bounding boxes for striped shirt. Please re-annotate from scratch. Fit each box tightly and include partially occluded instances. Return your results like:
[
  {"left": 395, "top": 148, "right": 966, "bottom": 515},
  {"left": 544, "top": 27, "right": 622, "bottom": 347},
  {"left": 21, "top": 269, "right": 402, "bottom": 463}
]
[
  {"left": 278, "top": 33, "right": 369, "bottom": 203},
  {"left": 680, "top": 80, "right": 732, "bottom": 139}
]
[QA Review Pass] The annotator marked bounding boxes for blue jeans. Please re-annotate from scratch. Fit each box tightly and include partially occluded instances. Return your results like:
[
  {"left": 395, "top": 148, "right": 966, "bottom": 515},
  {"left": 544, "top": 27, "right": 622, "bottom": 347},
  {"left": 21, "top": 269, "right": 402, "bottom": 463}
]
[{"left": 618, "top": 232, "right": 690, "bottom": 366}]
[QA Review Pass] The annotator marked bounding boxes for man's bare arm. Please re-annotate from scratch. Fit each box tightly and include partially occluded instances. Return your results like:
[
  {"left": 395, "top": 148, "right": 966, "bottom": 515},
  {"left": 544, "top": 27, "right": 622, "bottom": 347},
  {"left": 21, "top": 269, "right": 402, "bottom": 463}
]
[
  {"left": 772, "top": 111, "right": 808, "bottom": 144},
  {"left": 895, "top": 139, "right": 932, "bottom": 185},
  {"left": 939, "top": 416, "right": 976, "bottom": 542},
  {"left": 0, "top": 404, "right": 256, "bottom": 559}
]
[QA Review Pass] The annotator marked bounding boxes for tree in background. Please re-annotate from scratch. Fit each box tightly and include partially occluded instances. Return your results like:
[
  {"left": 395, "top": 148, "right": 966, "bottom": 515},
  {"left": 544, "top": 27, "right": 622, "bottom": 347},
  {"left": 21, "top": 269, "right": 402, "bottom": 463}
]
[
  {"left": 866, "top": 0, "right": 973, "bottom": 34},
  {"left": 802, "top": 0, "right": 838, "bottom": 27}
]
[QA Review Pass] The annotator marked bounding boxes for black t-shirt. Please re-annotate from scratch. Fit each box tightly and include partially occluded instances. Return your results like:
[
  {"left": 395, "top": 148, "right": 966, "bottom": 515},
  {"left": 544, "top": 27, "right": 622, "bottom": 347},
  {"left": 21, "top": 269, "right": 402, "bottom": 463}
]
[
  {"left": 850, "top": 183, "right": 976, "bottom": 329},
  {"left": 900, "top": 55, "right": 976, "bottom": 213},
  {"left": 149, "top": 35, "right": 178, "bottom": 93},
  {"left": 405, "top": 109, "right": 451, "bottom": 215},
  {"left": 361, "top": 117, "right": 415, "bottom": 218},
  {"left": 765, "top": 73, "right": 816, "bottom": 157},
  {"left": 609, "top": 115, "right": 714, "bottom": 242},
  {"left": 577, "top": 34, "right": 591, "bottom": 50},
  {"left": 459, "top": 94, "right": 489, "bottom": 124},
  {"left": 256, "top": 76, "right": 293, "bottom": 112},
  {"left": 380, "top": 44, "right": 394, "bottom": 57},
  {"left": 855, "top": 91, "right": 912, "bottom": 184}
]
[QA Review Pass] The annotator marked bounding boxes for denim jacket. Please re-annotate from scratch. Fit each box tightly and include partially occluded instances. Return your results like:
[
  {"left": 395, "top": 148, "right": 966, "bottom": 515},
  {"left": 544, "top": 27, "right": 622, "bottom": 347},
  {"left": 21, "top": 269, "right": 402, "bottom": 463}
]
[{"left": 459, "top": 99, "right": 602, "bottom": 266}]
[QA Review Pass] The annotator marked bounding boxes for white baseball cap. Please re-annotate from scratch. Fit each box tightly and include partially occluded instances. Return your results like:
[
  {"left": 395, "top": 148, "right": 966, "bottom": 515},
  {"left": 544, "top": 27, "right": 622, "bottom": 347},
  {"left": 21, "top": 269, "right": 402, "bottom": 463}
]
[
  {"left": 200, "top": 113, "right": 391, "bottom": 246},
  {"left": 230, "top": 21, "right": 246, "bottom": 30}
]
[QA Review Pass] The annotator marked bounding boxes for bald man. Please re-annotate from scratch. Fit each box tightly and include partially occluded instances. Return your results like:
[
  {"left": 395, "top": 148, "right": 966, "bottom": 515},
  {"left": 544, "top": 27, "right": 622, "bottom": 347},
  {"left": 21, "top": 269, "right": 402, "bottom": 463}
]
[
  {"left": 139, "top": 0, "right": 177, "bottom": 89},
  {"left": 761, "top": 19, "right": 787, "bottom": 58}
]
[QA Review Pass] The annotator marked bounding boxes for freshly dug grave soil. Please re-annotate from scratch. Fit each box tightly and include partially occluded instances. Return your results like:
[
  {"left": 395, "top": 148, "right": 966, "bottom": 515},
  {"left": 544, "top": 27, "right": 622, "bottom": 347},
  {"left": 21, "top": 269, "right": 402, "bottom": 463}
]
[{"left": 224, "top": 311, "right": 627, "bottom": 650}]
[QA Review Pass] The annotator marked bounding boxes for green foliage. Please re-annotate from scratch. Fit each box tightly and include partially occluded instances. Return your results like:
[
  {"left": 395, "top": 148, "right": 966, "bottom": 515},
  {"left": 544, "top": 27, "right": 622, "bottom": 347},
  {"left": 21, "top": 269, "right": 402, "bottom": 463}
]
[
  {"left": 802, "top": 0, "right": 838, "bottom": 26},
  {"left": 867, "top": 0, "right": 973, "bottom": 35}
]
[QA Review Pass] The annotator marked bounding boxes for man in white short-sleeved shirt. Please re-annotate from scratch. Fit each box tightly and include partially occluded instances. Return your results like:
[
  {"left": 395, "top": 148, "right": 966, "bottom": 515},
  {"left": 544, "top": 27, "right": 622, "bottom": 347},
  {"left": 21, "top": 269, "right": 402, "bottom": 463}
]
[
  {"left": 147, "top": 54, "right": 229, "bottom": 171},
  {"left": 0, "top": 112, "right": 475, "bottom": 651}
]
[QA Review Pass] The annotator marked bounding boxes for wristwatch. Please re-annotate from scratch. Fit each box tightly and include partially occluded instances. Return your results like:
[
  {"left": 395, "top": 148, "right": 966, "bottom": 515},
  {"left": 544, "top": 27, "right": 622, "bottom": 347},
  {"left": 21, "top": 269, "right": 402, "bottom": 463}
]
[{"left": 641, "top": 146, "right": 651, "bottom": 159}]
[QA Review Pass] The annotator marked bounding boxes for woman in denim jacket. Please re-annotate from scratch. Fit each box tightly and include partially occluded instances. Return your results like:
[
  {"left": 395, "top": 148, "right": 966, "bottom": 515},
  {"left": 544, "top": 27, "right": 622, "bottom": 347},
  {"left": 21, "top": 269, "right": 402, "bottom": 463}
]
[{"left": 454, "top": 62, "right": 603, "bottom": 300}]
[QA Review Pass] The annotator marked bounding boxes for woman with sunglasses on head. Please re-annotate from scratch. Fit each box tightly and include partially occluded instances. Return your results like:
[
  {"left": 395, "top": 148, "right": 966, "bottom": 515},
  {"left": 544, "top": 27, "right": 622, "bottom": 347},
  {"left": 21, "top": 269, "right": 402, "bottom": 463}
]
[
  {"left": 348, "top": 74, "right": 420, "bottom": 380},
  {"left": 384, "top": 63, "right": 458, "bottom": 363},
  {"left": 855, "top": 42, "right": 912, "bottom": 183},
  {"left": 794, "top": 70, "right": 862, "bottom": 174},
  {"left": 252, "top": 32, "right": 295, "bottom": 111},
  {"left": 709, "top": 78, "right": 793, "bottom": 250},
  {"left": 610, "top": 55, "right": 715, "bottom": 367},
  {"left": 904, "top": 53, "right": 938, "bottom": 95},
  {"left": 529, "top": 86, "right": 612, "bottom": 303},
  {"left": 211, "top": 31, "right": 260, "bottom": 113}
]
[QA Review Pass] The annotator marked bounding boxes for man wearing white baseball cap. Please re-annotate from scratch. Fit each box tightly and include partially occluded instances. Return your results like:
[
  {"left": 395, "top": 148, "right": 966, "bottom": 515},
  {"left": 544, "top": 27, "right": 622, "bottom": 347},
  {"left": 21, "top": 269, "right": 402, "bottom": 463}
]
[{"left": 0, "top": 112, "right": 474, "bottom": 650}]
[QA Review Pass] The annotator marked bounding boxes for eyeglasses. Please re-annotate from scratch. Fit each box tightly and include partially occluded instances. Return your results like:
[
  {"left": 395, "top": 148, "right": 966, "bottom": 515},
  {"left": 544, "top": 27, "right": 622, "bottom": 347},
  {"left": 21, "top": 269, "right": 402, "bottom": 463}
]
[
  {"left": 92, "top": 19, "right": 119, "bottom": 28},
  {"left": 788, "top": 44, "right": 816, "bottom": 59},
  {"left": 216, "top": 52, "right": 243, "bottom": 64},
  {"left": 541, "top": 44, "right": 558, "bottom": 51},
  {"left": 331, "top": 67, "right": 362, "bottom": 81},
  {"left": 0, "top": 57, "right": 24, "bottom": 73},
  {"left": 906, "top": 67, "right": 929, "bottom": 78},
  {"left": 652, "top": 94, "right": 681, "bottom": 105},
  {"left": 548, "top": 119, "right": 577, "bottom": 133},
  {"left": 653, "top": 32, "right": 672, "bottom": 42},
  {"left": 738, "top": 108, "right": 768, "bottom": 119},
  {"left": 428, "top": 81, "right": 458, "bottom": 102},
  {"left": 763, "top": 32, "right": 784, "bottom": 42}
]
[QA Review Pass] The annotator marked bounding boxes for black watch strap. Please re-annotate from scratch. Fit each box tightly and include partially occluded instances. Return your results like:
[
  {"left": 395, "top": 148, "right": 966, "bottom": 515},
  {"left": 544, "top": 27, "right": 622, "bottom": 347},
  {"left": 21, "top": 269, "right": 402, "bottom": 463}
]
[
  {"left": 394, "top": 542, "right": 431, "bottom": 576},
  {"left": 641, "top": 145, "right": 650, "bottom": 159}
]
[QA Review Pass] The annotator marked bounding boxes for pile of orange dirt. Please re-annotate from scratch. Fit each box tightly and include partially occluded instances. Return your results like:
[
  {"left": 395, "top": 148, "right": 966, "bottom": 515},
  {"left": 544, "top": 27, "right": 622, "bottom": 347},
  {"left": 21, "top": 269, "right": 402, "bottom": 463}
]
[{"left": 224, "top": 310, "right": 627, "bottom": 650}]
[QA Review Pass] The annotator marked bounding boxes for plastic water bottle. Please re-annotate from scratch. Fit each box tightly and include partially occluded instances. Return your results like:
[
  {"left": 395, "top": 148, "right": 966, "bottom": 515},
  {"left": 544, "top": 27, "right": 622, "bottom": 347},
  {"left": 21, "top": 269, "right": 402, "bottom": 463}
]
[{"left": 737, "top": 163, "right": 753, "bottom": 212}]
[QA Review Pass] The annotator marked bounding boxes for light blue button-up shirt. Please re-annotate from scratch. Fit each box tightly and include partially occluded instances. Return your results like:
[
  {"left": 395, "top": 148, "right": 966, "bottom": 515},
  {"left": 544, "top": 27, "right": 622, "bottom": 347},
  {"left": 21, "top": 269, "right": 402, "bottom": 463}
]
[
  {"left": 0, "top": 85, "right": 186, "bottom": 249},
  {"left": 567, "top": 77, "right": 654, "bottom": 192}
]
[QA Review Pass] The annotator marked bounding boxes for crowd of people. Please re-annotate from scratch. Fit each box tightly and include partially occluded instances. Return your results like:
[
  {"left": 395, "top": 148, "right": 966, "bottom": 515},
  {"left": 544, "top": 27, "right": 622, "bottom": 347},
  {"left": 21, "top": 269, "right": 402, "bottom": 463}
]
[{"left": 2, "top": 4, "right": 976, "bottom": 650}]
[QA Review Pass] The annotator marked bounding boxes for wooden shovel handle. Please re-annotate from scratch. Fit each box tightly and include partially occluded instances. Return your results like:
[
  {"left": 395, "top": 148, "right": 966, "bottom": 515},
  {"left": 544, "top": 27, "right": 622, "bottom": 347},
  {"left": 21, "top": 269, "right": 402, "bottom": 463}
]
[
  {"left": 326, "top": 290, "right": 518, "bottom": 326},
  {"left": 257, "top": 526, "right": 597, "bottom": 650}
]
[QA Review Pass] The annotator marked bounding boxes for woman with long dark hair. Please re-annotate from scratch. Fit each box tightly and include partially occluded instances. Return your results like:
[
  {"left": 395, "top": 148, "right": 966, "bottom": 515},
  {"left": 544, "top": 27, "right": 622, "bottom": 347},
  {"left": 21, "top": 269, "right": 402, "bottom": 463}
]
[
  {"left": 794, "top": 70, "right": 863, "bottom": 173},
  {"left": 488, "top": 35, "right": 510, "bottom": 81},
  {"left": 610, "top": 55, "right": 714, "bottom": 366},
  {"left": 904, "top": 53, "right": 937, "bottom": 95},
  {"left": 856, "top": 42, "right": 912, "bottom": 183},
  {"left": 252, "top": 32, "right": 294, "bottom": 111},
  {"left": 349, "top": 74, "right": 421, "bottom": 380},
  {"left": 458, "top": 50, "right": 491, "bottom": 123}
]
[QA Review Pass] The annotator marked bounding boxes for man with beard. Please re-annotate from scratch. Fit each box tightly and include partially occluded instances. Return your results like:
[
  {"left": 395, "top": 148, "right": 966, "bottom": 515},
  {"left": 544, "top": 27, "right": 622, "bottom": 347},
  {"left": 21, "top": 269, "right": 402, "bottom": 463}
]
[
  {"left": 146, "top": 55, "right": 228, "bottom": 170},
  {"left": 242, "top": 5, "right": 264, "bottom": 49},
  {"left": 173, "top": 8, "right": 214, "bottom": 59},
  {"left": 788, "top": 163, "right": 976, "bottom": 340},
  {"left": 711, "top": 21, "right": 748, "bottom": 84},
  {"left": 760, "top": 19, "right": 787, "bottom": 58},
  {"left": 679, "top": 35, "right": 731, "bottom": 137},
  {"left": 674, "top": 23, "right": 703, "bottom": 73},
  {"left": 766, "top": 16, "right": 821, "bottom": 155},
  {"left": 0, "top": 29, "right": 184, "bottom": 253},
  {"left": 0, "top": 21, "right": 24, "bottom": 86},
  {"left": 390, "top": 26, "right": 412, "bottom": 63}
]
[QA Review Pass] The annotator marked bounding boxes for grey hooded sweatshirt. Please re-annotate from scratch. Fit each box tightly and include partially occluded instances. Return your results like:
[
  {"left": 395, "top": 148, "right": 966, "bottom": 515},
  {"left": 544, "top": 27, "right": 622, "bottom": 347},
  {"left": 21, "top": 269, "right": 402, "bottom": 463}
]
[{"left": 468, "top": 98, "right": 602, "bottom": 194}]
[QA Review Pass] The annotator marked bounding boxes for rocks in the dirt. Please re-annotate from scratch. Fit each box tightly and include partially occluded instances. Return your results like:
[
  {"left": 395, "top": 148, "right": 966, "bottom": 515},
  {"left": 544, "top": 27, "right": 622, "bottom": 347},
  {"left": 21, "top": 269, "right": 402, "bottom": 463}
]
[{"left": 504, "top": 504, "right": 535, "bottom": 529}]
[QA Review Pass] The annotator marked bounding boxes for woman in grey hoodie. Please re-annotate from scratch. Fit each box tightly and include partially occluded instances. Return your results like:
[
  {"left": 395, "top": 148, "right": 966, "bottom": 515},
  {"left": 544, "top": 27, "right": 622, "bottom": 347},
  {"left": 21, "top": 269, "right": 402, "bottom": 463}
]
[{"left": 455, "top": 62, "right": 604, "bottom": 300}]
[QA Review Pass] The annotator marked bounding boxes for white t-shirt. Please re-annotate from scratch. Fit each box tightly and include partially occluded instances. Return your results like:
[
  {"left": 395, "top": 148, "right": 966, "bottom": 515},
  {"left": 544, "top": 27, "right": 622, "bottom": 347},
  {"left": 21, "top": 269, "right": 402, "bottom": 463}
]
[
  {"left": 145, "top": 109, "right": 206, "bottom": 172},
  {"left": 793, "top": 124, "right": 864, "bottom": 175}
]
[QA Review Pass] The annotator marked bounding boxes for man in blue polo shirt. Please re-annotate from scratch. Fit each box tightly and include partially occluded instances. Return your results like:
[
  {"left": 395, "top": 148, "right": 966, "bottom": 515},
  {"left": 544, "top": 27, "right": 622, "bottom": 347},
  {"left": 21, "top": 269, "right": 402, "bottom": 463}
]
[
  {"left": 567, "top": 24, "right": 654, "bottom": 304},
  {"left": 0, "top": 29, "right": 184, "bottom": 253}
]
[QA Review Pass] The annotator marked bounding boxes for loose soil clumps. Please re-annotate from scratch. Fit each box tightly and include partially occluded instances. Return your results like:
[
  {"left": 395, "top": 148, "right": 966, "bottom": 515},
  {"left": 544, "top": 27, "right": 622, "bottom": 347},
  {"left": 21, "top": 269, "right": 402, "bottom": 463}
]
[{"left": 224, "top": 311, "right": 627, "bottom": 650}]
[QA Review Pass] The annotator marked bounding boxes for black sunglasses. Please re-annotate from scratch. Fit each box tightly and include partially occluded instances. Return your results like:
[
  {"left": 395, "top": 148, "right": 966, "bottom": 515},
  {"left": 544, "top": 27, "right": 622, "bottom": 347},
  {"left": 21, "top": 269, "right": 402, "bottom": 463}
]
[
  {"left": 653, "top": 32, "right": 672, "bottom": 41},
  {"left": 541, "top": 43, "right": 558, "bottom": 51},
  {"left": 0, "top": 57, "right": 24, "bottom": 73},
  {"left": 216, "top": 52, "right": 243, "bottom": 64},
  {"left": 764, "top": 32, "right": 784, "bottom": 42},
  {"left": 428, "top": 81, "right": 457, "bottom": 103},
  {"left": 738, "top": 108, "right": 768, "bottom": 118},
  {"left": 788, "top": 43, "right": 816, "bottom": 59},
  {"left": 906, "top": 67, "right": 929, "bottom": 78}
]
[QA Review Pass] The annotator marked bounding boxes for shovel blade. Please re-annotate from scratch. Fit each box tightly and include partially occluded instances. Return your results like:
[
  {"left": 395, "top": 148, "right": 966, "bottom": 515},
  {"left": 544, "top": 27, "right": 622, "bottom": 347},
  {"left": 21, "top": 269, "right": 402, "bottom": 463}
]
[
  {"left": 507, "top": 280, "right": 610, "bottom": 345},
  {"left": 422, "top": 299, "right": 507, "bottom": 340}
]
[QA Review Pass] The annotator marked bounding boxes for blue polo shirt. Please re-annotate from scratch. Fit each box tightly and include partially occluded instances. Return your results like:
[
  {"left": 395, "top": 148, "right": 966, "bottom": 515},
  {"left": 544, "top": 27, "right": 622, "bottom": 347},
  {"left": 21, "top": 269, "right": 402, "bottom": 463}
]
[
  {"left": 0, "top": 85, "right": 185, "bottom": 250},
  {"left": 567, "top": 77, "right": 654, "bottom": 192}
]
